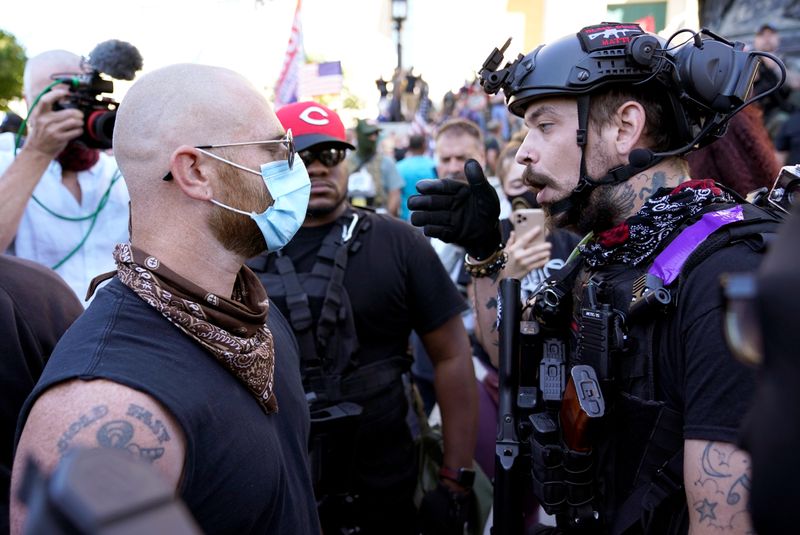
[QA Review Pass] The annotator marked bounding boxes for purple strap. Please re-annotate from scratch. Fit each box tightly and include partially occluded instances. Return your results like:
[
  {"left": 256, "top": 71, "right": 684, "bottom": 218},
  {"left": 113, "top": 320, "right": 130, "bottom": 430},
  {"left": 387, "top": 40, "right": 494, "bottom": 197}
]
[{"left": 648, "top": 205, "right": 744, "bottom": 285}]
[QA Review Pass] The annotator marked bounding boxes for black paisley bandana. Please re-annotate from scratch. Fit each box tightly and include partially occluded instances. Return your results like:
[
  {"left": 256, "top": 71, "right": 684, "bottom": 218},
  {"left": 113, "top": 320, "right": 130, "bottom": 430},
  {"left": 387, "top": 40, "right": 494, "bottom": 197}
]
[
  {"left": 109, "top": 243, "right": 278, "bottom": 414},
  {"left": 580, "top": 180, "right": 735, "bottom": 268}
]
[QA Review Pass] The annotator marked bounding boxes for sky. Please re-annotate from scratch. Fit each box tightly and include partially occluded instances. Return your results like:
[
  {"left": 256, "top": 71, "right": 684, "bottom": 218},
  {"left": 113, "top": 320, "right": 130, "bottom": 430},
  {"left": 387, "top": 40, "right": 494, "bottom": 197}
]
[{"left": 3, "top": 0, "right": 534, "bottom": 120}]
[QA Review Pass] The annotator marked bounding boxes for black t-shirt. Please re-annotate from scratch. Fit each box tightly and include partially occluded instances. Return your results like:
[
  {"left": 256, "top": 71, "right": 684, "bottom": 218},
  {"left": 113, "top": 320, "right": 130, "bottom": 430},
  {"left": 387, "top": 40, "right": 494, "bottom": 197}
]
[
  {"left": 653, "top": 241, "right": 759, "bottom": 442},
  {"left": 260, "top": 212, "right": 467, "bottom": 366},
  {"left": 584, "top": 238, "right": 761, "bottom": 533},
  {"left": 0, "top": 256, "right": 83, "bottom": 534},
  {"left": 17, "top": 279, "right": 320, "bottom": 535}
]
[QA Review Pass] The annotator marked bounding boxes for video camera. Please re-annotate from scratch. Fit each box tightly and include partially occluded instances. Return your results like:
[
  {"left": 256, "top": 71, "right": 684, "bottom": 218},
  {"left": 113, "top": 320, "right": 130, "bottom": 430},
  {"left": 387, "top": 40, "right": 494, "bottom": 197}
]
[
  {"left": 748, "top": 164, "right": 800, "bottom": 213},
  {"left": 51, "top": 40, "right": 143, "bottom": 150}
]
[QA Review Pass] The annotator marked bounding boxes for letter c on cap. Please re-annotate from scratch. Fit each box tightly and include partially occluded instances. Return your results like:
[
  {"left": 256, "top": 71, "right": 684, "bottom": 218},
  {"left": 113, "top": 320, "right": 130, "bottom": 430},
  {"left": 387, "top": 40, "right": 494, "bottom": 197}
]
[{"left": 299, "top": 106, "right": 330, "bottom": 126}]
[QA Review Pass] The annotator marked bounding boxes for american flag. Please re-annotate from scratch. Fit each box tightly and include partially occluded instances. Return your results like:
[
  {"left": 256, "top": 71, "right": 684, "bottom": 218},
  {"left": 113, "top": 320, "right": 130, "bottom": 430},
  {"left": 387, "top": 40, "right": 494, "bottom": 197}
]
[
  {"left": 274, "top": 0, "right": 304, "bottom": 108},
  {"left": 298, "top": 61, "right": 344, "bottom": 98}
]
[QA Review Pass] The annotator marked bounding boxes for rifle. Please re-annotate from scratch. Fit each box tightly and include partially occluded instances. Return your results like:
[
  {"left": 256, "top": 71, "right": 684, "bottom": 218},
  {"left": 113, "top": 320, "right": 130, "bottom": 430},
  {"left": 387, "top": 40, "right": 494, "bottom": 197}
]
[{"left": 492, "top": 278, "right": 525, "bottom": 535}]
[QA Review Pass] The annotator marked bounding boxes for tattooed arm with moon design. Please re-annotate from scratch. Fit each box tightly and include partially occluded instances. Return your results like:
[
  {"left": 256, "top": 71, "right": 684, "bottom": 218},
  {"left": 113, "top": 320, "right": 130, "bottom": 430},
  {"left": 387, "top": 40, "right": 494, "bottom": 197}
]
[
  {"left": 10, "top": 379, "right": 186, "bottom": 535},
  {"left": 684, "top": 439, "right": 754, "bottom": 534}
]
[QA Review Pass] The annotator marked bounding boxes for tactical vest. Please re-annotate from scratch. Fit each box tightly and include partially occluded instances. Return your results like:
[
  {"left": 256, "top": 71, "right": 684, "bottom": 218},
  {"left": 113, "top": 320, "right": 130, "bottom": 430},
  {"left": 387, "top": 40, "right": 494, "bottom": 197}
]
[
  {"left": 255, "top": 208, "right": 411, "bottom": 408},
  {"left": 527, "top": 201, "right": 783, "bottom": 534},
  {"left": 254, "top": 208, "right": 413, "bottom": 503}
]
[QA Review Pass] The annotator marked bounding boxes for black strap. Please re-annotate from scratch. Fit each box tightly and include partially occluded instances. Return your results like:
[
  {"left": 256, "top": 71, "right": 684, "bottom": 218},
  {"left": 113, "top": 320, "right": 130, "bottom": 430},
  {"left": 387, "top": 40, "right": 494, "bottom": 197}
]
[
  {"left": 315, "top": 211, "right": 368, "bottom": 352},
  {"left": 306, "top": 355, "right": 411, "bottom": 403},
  {"left": 274, "top": 254, "right": 317, "bottom": 367}
]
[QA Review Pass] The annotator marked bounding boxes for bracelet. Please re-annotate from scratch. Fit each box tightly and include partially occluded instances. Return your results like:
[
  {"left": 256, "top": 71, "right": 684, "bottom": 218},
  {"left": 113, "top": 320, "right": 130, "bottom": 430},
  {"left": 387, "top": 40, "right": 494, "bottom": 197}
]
[{"left": 463, "top": 247, "right": 507, "bottom": 278}]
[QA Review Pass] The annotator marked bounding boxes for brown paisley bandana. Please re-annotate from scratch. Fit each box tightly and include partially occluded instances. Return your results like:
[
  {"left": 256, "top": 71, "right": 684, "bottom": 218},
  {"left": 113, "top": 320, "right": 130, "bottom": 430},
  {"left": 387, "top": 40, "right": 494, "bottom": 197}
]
[{"left": 110, "top": 243, "right": 278, "bottom": 413}]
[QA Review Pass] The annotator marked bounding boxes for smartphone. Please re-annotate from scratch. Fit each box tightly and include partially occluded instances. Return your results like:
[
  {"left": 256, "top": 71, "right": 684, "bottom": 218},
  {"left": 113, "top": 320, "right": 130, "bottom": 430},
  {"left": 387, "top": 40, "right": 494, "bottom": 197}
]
[{"left": 512, "top": 208, "right": 546, "bottom": 244}]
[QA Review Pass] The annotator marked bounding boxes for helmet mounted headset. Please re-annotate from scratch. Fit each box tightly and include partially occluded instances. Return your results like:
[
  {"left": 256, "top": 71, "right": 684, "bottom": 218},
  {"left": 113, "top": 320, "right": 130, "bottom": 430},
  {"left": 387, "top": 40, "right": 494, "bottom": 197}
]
[{"left": 478, "top": 22, "right": 787, "bottom": 219}]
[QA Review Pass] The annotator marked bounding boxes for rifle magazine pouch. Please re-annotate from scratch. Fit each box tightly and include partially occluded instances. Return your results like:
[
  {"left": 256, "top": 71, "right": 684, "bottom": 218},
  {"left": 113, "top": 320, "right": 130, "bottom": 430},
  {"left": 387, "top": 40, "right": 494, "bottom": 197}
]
[
  {"left": 563, "top": 447, "right": 594, "bottom": 508},
  {"left": 531, "top": 434, "right": 566, "bottom": 513}
]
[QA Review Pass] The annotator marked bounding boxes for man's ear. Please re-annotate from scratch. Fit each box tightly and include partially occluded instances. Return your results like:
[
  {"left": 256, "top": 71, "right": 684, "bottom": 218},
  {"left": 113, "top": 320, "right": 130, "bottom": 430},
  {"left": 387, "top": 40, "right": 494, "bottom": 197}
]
[
  {"left": 168, "top": 146, "right": 214, "bottom": 201},
  {"left": 614, "top": 100, "right": 647, "bottom": 156}
]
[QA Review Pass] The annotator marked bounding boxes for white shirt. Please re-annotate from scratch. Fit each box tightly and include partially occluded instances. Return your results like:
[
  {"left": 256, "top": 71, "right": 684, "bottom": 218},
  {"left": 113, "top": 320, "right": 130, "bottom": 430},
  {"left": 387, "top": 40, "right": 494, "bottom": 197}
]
[{"left": 0, "top": 133, "right": 130, "bottom": 305}]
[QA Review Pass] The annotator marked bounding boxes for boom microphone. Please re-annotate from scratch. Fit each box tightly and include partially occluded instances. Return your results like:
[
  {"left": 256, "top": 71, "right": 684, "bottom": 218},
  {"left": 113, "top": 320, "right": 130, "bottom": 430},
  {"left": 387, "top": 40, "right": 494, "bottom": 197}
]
[
  {"left": 87, "top": 39, "right": 143, "bottom": 81},
  {"left": 628, "top": 148, "right": 656, "bottom": 169}
]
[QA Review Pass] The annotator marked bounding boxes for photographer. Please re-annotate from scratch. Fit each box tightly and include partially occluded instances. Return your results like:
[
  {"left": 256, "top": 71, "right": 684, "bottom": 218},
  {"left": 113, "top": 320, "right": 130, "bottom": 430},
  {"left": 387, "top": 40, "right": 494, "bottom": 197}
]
[
  {"left": 410, "top": 23, "right": 785, "bottom": 534},
  {"left": 0, "top": 50, "right": 129, "bottom": 303}
]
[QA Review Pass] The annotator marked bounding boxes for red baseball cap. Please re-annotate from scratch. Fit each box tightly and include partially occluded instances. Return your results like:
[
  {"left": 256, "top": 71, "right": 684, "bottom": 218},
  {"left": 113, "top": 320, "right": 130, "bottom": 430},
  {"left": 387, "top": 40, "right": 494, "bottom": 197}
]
[{"left": 276, "top": 101, "right": 355, "bottom": 152}]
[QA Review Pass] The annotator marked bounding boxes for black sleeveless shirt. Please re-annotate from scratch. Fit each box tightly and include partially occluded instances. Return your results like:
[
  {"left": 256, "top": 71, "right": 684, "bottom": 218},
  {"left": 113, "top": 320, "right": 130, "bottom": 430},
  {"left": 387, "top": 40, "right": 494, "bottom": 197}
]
[{"left": 17, "top": 278, "right": 320, "bottom": 535}]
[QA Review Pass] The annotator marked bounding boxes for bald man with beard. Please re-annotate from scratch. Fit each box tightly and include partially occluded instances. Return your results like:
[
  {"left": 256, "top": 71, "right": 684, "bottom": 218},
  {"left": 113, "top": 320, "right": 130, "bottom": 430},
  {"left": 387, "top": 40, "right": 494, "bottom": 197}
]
[
  {"left": 0, "top": 50, "right": 129, "bottom": 302},
  {"left": 10, "top": 64, "right": 320, "bottom": 535}
]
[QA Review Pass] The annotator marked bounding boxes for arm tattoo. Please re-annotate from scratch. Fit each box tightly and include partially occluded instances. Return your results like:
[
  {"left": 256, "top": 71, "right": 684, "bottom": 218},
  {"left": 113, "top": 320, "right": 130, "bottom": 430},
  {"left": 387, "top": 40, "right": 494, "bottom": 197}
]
[
  {"left": 486, "top": 297, "right": 498, "bottom": 333},
  {"left": 691, "top": 442, "right": 752, "bottom": 530},
  {"left": 127, "top": 404, "right": 171, "bottom": 443},
  {"left": 58, "top": 405, "right": 108, "bottom": 455},
  {"left": 57, "top": 403, "right": 170, "bottom": 463},
  {"left": 97, "top": 420, "right": 165, "bottom": 463},
  {"left": 639, "top": 171, "right": 668, "bottom": 200}
]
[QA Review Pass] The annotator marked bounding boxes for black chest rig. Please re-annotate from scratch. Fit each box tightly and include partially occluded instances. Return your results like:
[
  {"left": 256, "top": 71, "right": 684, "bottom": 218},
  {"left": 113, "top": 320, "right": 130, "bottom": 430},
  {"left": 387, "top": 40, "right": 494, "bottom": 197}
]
[
  {"left": 258, "top": 208, "right": 410, "bottom": 408},
  {"left": 255, "top": 208, "right": 413, "bottom": 505},
  {"left": 524, "top": 202, "right": 782, "bottom": 534}
]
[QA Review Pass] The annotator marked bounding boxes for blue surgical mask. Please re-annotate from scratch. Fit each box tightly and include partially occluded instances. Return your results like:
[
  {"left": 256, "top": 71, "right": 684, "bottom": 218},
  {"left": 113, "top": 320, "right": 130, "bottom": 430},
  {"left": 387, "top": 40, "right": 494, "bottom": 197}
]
[{"left": 206, "top": 154, "right": 311, "bottom": 251}]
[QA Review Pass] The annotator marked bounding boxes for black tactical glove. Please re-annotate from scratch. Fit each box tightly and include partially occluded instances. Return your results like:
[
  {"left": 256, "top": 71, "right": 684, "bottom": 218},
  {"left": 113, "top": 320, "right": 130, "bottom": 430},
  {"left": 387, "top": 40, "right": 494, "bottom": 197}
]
[
  {"left": 418, "top": 482, "right": 473, "bottom": 535},
  {"left": 408, "top": 159, "right": 501, "bottom": 260}
]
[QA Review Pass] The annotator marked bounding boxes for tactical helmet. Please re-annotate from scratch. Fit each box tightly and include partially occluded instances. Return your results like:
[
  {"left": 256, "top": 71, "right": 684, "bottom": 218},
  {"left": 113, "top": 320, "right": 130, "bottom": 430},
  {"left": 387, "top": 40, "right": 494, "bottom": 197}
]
[
  {"left": 480, "top": 23, "right": 769, "bottom": 154},
  {"left": 478, "top": 22, "right": 781, "bottom": 219},
  {"left": 501, "top": 24, "right": 661, "bottom": 117}
]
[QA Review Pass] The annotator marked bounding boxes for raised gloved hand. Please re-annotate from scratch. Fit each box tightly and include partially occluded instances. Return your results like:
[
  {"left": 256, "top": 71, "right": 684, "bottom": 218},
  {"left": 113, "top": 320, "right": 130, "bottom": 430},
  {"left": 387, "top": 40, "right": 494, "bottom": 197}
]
[
  {"left": 408, "top": 159, "right": 501, "bottom": 260},
  {"left": 418, "top": 482, "right": 473, "bottom": 535}
]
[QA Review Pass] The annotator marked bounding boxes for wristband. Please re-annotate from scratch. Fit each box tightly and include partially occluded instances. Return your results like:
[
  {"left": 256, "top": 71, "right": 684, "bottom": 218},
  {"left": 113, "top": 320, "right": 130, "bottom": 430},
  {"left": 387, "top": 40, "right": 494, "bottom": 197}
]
[{"left": 464, "top": 247, "right": 507, "bottom": 278}]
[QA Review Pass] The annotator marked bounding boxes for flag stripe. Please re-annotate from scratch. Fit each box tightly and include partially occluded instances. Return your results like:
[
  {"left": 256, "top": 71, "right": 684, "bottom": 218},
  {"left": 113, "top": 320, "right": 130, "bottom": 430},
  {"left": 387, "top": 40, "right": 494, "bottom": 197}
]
[{"left": 275, "top": 0, "right": 304, "bottom": 108}]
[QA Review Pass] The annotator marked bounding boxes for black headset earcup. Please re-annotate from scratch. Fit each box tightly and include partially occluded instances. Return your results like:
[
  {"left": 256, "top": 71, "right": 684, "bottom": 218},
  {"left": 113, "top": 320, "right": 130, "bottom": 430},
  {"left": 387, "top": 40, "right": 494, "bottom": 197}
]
[
  {"left": 627, "top": 35, "right": 661, "bottom": 67},
  {"left": 674, "top": 40, "right": 739, "bottom": 111}
]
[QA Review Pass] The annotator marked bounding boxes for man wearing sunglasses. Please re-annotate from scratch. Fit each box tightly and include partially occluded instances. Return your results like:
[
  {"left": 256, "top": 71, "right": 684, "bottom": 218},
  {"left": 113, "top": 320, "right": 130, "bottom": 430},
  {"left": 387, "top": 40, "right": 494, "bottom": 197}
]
[
  {"left": 248, "top": 101, "right": 479, "bottom": 535},
  {"left": 11, "top": 64, "right": 320, "bottom": 535}
]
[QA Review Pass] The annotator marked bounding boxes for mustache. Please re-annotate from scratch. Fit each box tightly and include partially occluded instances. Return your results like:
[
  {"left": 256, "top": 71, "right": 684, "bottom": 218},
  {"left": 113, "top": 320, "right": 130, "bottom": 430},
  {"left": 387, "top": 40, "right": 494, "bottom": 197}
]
[{"left": 521, "top": 165, "right": 554, "bottom": 190}]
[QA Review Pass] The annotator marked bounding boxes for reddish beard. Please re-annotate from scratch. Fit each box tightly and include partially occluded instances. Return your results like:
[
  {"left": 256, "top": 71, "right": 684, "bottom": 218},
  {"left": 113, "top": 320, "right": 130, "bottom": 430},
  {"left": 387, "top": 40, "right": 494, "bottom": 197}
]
[{"left": 208, "top": 165, "right": 270, "bottom": 259}]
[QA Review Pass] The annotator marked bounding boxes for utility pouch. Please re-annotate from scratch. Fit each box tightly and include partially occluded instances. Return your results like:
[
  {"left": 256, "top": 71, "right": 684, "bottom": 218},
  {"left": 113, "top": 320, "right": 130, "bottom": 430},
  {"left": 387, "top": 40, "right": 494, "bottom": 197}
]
[
  {"left": 309, "top": 402, "right": 363, "bottom": 498},
  {"left": 529, "top": 412, "right": 566, "bottom": 514}
]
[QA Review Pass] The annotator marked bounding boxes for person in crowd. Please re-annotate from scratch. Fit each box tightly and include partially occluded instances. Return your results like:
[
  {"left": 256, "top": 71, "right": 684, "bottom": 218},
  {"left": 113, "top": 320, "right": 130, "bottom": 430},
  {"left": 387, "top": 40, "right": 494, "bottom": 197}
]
[
  {"left": 410, "top": 22, "right": 778, "bottom": 533},
  {"left": 0, "top": 255, "right": 83, "bottom": 533},
  {"left": 752, "top": 23, "right": 794, "bottom": 139},
  {"left": 397, "top": 133, "right": 436, "bottom": 221},
  {"left": 687, "top": 105, "right": 781, "bottom": 195},
  {"left": 0, "top": 50, "right": 129, "bottom": 303},
  {"left": 774, "top": 105, "right": 800, "bottom": 165},
  {"left": 483, "top": 120, "right": 503, "bottom": 176},
  {"left": 11, "top": 63, "right": 319, "bottom": 535},
  {"left": 345, "top": 118, "right": 404, "bottom": 215},
  {"left": 248, "top": 101, "right": 478, "bottom": 535},
  {"left": 409, "top": 118, "right": 503, "bottom": 416}
]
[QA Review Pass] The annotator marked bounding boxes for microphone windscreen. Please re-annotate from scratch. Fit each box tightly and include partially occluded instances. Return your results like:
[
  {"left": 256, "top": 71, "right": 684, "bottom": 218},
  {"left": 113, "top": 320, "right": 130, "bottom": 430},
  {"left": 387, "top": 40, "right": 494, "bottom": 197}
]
[
  {"left": 629, "top": 148, "right": 655, "bottom": 169},
  {"left": 88, "top": 40, "right": 143, "bottom": 80}
]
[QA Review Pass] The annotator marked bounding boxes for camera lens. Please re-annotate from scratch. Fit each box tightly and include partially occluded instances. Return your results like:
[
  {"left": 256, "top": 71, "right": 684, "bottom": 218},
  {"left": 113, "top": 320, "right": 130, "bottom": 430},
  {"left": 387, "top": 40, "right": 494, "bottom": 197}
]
[
  {"left": 786, "top": 180, "right": 800, "bottom": 207},
  {"left": 86, "top": 110, "right": 116, "bottom": 149}
]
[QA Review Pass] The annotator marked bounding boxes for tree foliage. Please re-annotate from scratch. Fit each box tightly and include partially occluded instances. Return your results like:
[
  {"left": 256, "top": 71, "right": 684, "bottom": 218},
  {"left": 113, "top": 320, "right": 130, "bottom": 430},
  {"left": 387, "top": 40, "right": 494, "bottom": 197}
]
[{"left": 0, "top": 30, "right": 26, "bottom": 111}]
